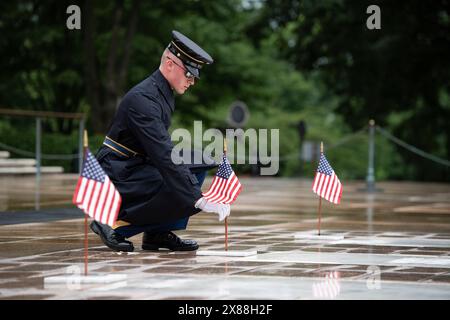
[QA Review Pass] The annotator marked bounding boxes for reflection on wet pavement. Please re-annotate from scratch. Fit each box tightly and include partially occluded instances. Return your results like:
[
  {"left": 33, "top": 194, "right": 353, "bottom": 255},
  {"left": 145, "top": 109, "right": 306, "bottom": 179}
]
[{"left": 0, "top": 176, "right": 450, "bottom": 299}]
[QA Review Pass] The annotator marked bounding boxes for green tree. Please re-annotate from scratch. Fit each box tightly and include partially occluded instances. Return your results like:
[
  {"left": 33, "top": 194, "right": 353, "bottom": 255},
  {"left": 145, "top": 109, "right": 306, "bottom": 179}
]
[{"left": 247, "top": 0, "right": 450, "bottom": 181}]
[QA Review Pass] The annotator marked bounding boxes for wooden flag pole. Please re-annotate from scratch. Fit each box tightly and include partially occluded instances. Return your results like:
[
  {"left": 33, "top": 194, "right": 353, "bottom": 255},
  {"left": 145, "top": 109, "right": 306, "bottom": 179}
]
[
  {"left": 224, "top": 138, "right": 228, "bottom": 251},
  {"left": 318, "top": 142, "right": 323, "bottom": 236},
  {"left": 318, "top": 195, "right": 322, "bottom": 236},
  {"left": 225, "top": 219, "right": 228, "bottom": 251},
  {"left": 83, "top": 130, "right": 89, "bottom": 276}
]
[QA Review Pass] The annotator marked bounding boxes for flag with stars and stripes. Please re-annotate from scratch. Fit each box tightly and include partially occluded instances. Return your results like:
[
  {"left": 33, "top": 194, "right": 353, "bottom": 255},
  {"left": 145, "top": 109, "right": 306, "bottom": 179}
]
[
  {"left": 72, "top": 149, "right": 121, "bottom": 227},
  {"left": 312, "top": 153, "right": 343, "bottom": 204},
  {"left": 202, "top": 153, "right": 242, "bottom": 204}
]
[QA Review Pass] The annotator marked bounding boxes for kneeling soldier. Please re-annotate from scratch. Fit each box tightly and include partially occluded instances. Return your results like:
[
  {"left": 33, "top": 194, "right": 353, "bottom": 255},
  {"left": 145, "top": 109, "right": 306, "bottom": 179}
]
[{"left": 91, "top": 30, "right": 230, "bottom": 252}]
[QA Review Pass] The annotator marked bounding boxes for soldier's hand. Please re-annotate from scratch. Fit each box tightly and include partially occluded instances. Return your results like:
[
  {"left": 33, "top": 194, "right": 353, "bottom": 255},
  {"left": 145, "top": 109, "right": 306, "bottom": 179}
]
[{"left": 195, "top": 197, "right": 231, "bottom": 221}]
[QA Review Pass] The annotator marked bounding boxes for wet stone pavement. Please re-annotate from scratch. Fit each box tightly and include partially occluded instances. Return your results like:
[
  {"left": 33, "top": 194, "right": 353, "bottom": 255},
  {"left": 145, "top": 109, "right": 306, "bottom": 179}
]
[{"left": 0, "top": 175, "right": 450, "bottom": 299}]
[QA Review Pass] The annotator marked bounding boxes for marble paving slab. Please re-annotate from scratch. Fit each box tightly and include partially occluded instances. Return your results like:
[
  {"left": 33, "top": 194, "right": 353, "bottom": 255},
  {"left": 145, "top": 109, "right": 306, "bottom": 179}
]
[{"left": 241, "top": 251, "right": 450, "bottom": 268}]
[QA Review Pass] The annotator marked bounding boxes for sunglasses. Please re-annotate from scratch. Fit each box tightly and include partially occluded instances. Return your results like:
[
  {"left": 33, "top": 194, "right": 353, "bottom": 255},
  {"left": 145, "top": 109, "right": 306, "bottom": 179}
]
[{"left": 167, "top": 57, "right": 195, "bottom": 80}]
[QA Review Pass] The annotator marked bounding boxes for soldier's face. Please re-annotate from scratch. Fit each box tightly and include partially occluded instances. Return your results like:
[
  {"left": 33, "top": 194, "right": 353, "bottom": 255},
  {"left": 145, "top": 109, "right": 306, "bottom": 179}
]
[
  {"left": 167, "top": 58, "right": 195, "bottom": 94},
  {"left": 175, "top": 70, "right": 195, "bottom": 94}
]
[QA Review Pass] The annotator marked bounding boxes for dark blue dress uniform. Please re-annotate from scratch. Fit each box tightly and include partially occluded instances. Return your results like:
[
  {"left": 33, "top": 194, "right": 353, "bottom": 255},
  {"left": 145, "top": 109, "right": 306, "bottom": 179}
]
[
  {"left": 96, "top": 70, "right": 204, "bottom": 227},
  {"left": 93, "top": 31, "right": 215, "bottom": 244}
]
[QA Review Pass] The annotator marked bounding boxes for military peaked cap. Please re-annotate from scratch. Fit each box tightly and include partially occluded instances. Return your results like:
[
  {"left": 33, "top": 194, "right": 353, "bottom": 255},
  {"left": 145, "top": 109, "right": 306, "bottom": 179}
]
[{"left": 167, "top": 30, "right": 213, "bottom": 79}]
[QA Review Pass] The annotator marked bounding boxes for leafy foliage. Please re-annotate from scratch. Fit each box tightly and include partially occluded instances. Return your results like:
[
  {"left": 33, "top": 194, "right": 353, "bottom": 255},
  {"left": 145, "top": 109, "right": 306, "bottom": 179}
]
[{"left": 0, "top": 1, "right": 448, "bottom": 181}]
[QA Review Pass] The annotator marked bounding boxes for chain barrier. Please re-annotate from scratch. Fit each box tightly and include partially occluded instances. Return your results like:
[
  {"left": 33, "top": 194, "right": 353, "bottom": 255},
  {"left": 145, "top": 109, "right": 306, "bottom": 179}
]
[
  {"left": 327, "top": 126, "right": 368, "bottom": 150},
  {"left": 0, "top": 141, "right": 79, "bottom": 160},
  {"left": 0, "top": 124, "right": 448, "bottom": 167},
  {"left": 376, "top": 126, "right": 450, "bottom": 167},
  {"left": 231, "top": 126, "right": 368, "bottom": 163}
]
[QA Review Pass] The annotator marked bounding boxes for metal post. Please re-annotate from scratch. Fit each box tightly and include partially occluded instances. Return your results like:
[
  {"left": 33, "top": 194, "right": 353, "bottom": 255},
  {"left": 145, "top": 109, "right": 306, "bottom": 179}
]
[
  {"left": 35, "top": 117, "right": 41, "bottom": 210},
  {"left": 78, "top": 118, "right": 85, "bottom": 173},
  {"left": 366, "top": 119, "right": 375, "bottom": 192}
]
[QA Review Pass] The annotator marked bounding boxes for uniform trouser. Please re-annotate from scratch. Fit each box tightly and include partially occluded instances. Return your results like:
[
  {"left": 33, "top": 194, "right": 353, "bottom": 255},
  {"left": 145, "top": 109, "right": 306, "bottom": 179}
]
[{"left": 115, "top": 170, "right": 207, "bottom": 238}]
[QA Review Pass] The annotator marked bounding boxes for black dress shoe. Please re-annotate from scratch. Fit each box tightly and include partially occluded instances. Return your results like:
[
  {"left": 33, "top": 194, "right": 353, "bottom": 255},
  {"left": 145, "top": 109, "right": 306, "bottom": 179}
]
[
  {"left": 90, "top": 221, "right": 134, "bottom": 252},
  {"left": 142, "top": 231, "right": 199, "bottom": 251}
]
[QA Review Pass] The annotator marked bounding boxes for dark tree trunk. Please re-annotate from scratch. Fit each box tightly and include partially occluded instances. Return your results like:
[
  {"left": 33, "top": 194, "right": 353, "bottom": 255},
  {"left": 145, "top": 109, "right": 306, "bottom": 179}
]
[
  {"left": 83, "top": 0, "right": 103, "bottom": 133},
  {"left": 83, "top": 0, "right": 141, "bottom": 134}
]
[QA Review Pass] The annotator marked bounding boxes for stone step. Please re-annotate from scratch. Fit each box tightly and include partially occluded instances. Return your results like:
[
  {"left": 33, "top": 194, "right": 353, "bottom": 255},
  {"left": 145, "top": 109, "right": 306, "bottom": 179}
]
[
  {"left": 0, "top": 166, "right": 64, "bottom": 174},
  {"left": 0, "top": 151, "right": 10, "bottom": 159},
  {"left": 0, "top": 158, "right": 37, "bottom": 167}
]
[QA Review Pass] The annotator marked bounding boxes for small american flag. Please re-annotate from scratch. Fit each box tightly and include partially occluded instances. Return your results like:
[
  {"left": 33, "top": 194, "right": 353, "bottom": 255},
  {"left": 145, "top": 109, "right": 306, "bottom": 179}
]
[
  {"left": 72, "top": 149, "right": 121, "bottom": 227},
  {"left": 202, "top": 154, "right": 242, "bottom": 204},
  {"left": 312, "top": 154, "right": 343, "bottom": 204}
]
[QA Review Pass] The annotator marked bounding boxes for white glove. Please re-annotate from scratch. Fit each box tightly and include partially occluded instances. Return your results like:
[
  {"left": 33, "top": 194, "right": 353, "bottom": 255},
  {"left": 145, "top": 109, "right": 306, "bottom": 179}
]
[{"left": 195, "top": 197, "right": 231, "bottom": 221}]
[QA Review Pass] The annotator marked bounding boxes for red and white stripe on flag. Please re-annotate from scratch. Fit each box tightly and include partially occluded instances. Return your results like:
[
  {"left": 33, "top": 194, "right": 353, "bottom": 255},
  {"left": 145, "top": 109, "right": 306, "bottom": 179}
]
[
  {"left": 312, "top": 171, "right": 342, "bottom": 204},
  {"left": 203, "top": 172, "right": 242, "bottom": 204},
  {"left": 202, "top": 153, "right": 242, "bottom": 204},
  {"left": 72, "top": 149, "right": 121, "bottom": 227},
  {"left": 73, "top": 175, "right": 121, "bottom": 227}
]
